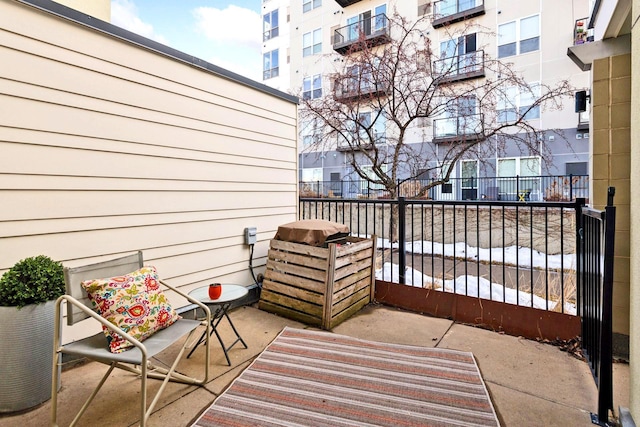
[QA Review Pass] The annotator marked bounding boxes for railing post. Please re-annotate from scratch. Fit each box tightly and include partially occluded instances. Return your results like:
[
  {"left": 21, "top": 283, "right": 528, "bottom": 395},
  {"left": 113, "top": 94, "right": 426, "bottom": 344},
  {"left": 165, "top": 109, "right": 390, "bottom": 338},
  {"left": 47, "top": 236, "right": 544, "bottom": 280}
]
[
  {"left": 398, "top": 197, "right": 406, "bottom": 285},
  {"left": 575, "top": 197, "right": 586, "bottom": 319},
  {"left": 569, "top": 174, "right": 574, "bottom": 200},
  {"left": 598, "top": 187, "right": 616, "bottom": 423}
]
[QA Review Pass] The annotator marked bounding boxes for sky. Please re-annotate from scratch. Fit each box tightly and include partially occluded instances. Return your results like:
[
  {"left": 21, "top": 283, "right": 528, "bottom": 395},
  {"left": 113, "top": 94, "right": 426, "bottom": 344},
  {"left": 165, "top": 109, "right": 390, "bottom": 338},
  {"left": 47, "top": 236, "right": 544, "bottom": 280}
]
[{"left": 110, "top": 0, "right": 263, "bottom": 81}]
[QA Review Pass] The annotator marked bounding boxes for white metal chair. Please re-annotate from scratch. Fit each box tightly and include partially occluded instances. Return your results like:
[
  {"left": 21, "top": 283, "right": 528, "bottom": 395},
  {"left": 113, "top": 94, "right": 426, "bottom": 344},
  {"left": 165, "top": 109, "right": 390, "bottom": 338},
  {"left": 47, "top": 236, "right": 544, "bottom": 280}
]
[{"left": 51, "top": 251, "right": 211, "bottom": 427}]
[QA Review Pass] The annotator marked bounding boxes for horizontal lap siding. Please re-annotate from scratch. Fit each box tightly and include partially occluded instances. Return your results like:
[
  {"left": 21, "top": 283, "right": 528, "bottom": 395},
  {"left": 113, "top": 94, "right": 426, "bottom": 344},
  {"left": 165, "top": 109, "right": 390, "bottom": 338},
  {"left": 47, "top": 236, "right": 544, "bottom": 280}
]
[{"left": 0, "top": 0, "right": 298, "bottom": 300}]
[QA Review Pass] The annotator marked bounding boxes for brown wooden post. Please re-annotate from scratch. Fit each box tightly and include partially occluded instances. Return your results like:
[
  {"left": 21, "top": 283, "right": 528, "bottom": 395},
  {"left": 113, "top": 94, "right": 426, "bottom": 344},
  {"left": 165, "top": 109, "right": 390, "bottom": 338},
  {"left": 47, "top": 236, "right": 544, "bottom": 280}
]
[
  {"left": 323, "top": 242, "right": 337, "bottom": 329},
  {"left": 369, "top": 235, "right": 377, "bottom": 303}
]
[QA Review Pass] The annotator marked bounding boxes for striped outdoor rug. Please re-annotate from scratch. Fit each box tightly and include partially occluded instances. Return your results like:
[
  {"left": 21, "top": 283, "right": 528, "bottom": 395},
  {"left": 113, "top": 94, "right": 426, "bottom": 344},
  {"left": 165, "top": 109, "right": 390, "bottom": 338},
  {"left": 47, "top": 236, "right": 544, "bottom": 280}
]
[{"left": 193, "top": 327, "right": 499, "bottom": 427}]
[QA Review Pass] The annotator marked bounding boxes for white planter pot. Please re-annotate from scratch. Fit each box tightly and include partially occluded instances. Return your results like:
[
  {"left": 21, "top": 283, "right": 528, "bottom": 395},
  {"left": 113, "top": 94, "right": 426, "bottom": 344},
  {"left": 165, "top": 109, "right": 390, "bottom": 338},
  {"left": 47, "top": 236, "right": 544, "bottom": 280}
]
[{"left": 0, "top": 300, "right": 60, "bottom": 412}]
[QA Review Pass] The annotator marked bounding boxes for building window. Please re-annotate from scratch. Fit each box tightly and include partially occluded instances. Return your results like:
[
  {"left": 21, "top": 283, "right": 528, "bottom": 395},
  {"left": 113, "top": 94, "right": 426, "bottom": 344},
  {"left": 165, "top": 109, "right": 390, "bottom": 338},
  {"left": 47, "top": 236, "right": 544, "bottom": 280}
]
[
  {"left": 303, "top": 28, "right": 322, "bottom": 57},
  {"left": 498, "top": 156, "right": 541, "bottom": 196},
  {"left": 436, "top": 0, "right": 479, "bottom": 18},
  {"left": 356, "top": 111, "right": 386, "bottom": 143},
  {"left": 303, "top": 74, "right": 322, "bottom": 100},
  {"left": 374, "top": 4, "right": 387, "bottom": 32},
  {"left": 345, "top": 4, "right": 387, "bottom": 44},
  {"left": 263, "top": 49, "right": 279, "bottom": 80},
  {"left": 435, "top": 96, "right": 480, "bottom": 138},
  {"left": 498, "top": 156, "right": 541, "bottom": 176},
  {"left": 339, "top": 110, "right": 386, "bottom": 149},
  {"left": 498, "top": 15, "right": 539, "bottom": 58},
  {"left": 263, "top": 9, "right": 279, "bottom": 41},
  {"left": 566, "top": 162, "right": 588, "bottom": 176},
  {"left": 360, "top": 164, "right": 387, "bottom": 192},
  {"left": 461, "top": 160, "right": 478, "bottom": 188},
  {"left": 303, "top": 0, "right": 322, "bottom": 13},
  {"left": 437, "top": 33, "right": 479, "bottom": 75},
  {"left": 301, "top": 167, "right": 323, "bottom": 182},
  {"left": 338, "top": 62, "right": 379, "bottom": 96},
  {"left": 301, "top": 119, "right": 322, "bottom": 147},
  {"left": 497, "top": 84, "right": 540, "bottom": 123}
]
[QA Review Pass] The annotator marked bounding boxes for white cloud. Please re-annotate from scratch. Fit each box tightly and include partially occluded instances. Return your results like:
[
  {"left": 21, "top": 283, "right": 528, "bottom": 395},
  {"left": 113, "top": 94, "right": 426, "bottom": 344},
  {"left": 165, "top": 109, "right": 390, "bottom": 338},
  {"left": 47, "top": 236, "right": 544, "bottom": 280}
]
[
  {"left": 192, "top": 5, "right": 261, "bottom": 50},
  {"left": 192, "top": 5, "right": 262, "bottom": 81},
  {"left": 206, "top": 54, "right": 262, "bottom": 82},
  {"left": 111, "top": 0, "right": 168, "bottom": 44}
]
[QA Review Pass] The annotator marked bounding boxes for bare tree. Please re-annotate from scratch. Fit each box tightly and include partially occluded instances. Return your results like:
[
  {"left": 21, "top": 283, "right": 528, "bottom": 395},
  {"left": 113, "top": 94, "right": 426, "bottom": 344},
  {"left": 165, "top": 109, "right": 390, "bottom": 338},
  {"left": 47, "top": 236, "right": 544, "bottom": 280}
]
[{"left": 299, "top": 12, "right": 572, "bottom": 201}]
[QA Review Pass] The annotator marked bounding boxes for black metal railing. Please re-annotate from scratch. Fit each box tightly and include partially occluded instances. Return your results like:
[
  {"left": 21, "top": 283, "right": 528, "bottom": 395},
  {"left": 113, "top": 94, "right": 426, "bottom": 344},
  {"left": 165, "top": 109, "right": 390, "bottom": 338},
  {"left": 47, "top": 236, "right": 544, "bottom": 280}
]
[
  {"left": 578, "top": 187, "right": 616, "bottom": 424},
  {"left": 333, "top": 13, "right": 390, "bottom": 53},
  {"left": 333, "top": 76, "right": 390, "bottom": 102},
  {"left": 300, "top": 196, "right": 583, "bottom": 315},
  {"left": 434, "top": 0, "right": 483, "bottom": 17},
  {"left": 574, "top": 17, "right": 594, "bottom": 45},
  {"left": 299, "top": 175, "right": 589, "bottom": 202},
  {"left": 432, "top": 0, "right": 485, "bottom": 27},
  {"left": 433, "top": 113, "right": 483, "bottom": 141},
  {"left": 301, "top": 188, "right": 616, "bottom": 422},
  {"left": 433, "top": 50, "right": 485, "bottom": 82}
]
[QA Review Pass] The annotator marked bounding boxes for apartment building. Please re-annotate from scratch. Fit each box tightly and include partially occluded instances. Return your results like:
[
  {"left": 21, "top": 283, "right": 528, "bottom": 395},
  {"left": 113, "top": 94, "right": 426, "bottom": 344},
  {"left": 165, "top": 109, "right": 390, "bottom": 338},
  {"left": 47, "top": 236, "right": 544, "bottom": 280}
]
[{"left": 262, "top": 0, "right": 592, "bottom": 199}]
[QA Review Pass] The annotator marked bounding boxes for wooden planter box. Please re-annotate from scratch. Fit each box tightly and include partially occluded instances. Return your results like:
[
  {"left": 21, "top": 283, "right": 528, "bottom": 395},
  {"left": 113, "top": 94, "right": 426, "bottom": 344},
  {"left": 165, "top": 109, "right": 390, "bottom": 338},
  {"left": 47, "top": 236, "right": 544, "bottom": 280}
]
[{"left": 259, "top": 236, "right": 376, "bottom": 329}]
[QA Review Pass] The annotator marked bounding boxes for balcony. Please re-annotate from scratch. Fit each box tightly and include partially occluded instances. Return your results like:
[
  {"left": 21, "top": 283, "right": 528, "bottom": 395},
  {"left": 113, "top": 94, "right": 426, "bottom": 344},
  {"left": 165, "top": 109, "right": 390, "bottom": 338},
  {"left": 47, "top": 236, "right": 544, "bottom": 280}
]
[
  {"left": 333, "top": 13, "right": 390, "bottom": 55},
  {"left": 578, "top": 110, "right": 589, "bottom": 131},
  {"left": 433, "top": 113, "right": 483, "bottom": 143},
  {"left": 335, "top": 0, "right": 363, "bottom": 6},
  {"left": 433, "top": 50, "right": 485, "bottom": 83},
  {"left": 3, "top": 302, "right": 623, "bottom": 426},
  {"left": 336, "top": 134, "right": 385, "bottom": 151},
  {"left": 574, "top": 17, "right": 594, "bottom": 45},
  {"left": 432, "top": 0, "right": 485, "bottom": 28},
  {"left": 300, "top": 174, "right": 590, "bottom": 201},
  {"left": 333, "top": 76, "right": 390, "bottom": 102}
]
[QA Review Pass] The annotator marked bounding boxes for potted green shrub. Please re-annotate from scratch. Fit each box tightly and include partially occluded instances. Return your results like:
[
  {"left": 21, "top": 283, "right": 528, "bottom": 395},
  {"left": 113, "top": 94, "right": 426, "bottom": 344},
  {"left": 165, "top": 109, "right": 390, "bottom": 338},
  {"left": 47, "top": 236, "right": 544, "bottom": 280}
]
[{"left": 0, "top": 255, "right": 65, "bottom": 413}]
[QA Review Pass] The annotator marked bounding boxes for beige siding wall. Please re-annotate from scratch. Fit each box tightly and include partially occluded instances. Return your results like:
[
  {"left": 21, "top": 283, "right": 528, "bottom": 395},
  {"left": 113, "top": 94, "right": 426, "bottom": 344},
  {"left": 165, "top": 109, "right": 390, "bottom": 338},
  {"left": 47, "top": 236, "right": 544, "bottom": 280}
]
[
  {"left": 0, "top": 0, "right": 298, "bottom": 306},
  {"left": 591, "top": 54, "right": 631, "bottom": 335},
  {"left": 54, "top": 0, "right": 111, "bottom": 21}
]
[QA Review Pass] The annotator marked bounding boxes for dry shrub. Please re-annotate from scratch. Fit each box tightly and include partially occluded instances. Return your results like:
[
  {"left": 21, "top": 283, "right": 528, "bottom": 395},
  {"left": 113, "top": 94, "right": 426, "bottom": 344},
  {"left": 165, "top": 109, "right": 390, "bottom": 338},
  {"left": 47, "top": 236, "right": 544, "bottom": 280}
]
[{"left": 544, "top": 176, "right": 583, "bottom": 201}]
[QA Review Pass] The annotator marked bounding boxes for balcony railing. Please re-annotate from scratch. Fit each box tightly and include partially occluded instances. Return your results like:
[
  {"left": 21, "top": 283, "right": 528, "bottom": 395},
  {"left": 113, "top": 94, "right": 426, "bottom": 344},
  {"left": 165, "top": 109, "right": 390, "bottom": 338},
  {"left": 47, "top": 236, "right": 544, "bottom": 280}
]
[
  {"left": 263, "top": 67, "right": 279, "bottom": 80},
  {"left": 578, "top": 110, "right": 589, "bottom": 130},
  {"left": 433, "top": 113, "right": 482, "bottom": 142},
  {"left": 263, "top": 27, "right": 279, "bottom": 42},
  {"left": 333, "top": 13, "right": 390, "bottom": 55},
  {"left": 333, "top": 76, "right": 390, "bottom": 102},
  {"left": 299, "top": 194, "right": 584, "bottom": 316},
  {"left": 336, "top": 133, "right": 386, "bottom": 151},
  {"left": 574, "top": 17, "right": 594, "bottom": 45},
  {"left": 298, "top": 175, "right": 589, "bottom": 202},
  {"left": 433, "top": 50, "right": 485, "bottom": 83},
  {"left": 432, "top": 0, "right": 485, "bottom": 28}
]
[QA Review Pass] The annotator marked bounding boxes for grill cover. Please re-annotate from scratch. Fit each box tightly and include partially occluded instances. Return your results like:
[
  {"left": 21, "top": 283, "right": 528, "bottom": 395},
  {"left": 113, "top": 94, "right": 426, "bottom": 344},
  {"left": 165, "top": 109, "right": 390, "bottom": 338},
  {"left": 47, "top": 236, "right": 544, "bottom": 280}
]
[{"left": 274, "top": 219, "right": 349, "bottom": 247}]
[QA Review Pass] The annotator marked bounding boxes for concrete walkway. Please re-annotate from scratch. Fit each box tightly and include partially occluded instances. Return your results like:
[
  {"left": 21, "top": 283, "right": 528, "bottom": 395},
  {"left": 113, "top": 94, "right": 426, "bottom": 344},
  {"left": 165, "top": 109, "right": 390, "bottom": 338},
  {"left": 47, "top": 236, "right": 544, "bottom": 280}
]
[{"left": 0, "top": 304, "right": 629, "bottom": 427}]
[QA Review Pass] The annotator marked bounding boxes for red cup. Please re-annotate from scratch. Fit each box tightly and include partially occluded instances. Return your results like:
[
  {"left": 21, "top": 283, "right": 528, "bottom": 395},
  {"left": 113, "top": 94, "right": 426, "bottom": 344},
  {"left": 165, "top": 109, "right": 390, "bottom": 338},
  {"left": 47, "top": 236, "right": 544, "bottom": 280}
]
[{"left": 208, "top": 283, "right": 222, "bottom": 300}]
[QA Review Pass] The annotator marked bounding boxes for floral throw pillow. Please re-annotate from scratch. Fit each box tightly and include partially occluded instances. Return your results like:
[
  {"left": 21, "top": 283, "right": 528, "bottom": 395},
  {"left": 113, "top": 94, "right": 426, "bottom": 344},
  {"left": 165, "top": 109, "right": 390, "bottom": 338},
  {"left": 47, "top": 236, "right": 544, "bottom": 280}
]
[{"left": 81, "top": 266, "right": 180, "bottom": 353}]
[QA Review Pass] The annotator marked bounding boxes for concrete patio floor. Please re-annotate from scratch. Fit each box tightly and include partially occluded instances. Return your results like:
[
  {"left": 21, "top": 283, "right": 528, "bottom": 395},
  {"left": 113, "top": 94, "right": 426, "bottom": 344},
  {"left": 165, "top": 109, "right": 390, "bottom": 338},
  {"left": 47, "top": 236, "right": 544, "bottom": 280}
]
[{"left": 0, "top": 303, "right": 630, "bottom": 427}]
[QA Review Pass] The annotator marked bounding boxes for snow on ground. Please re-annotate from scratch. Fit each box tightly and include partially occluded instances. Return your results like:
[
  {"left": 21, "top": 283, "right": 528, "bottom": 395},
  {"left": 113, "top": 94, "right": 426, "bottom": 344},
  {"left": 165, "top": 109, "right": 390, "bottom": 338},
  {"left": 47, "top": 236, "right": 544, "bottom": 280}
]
[
  {"left": 408, "top": 241, "right": 576, "bottom": 271},
  {"left": 376, "top": 262, "right": 577, "bottom": 315},
  {"left": 369, "top": 235, "right": 576, "bottom": 271},
  {"left": 369, "top": 236, "right": 578, "bottom": 315}
]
